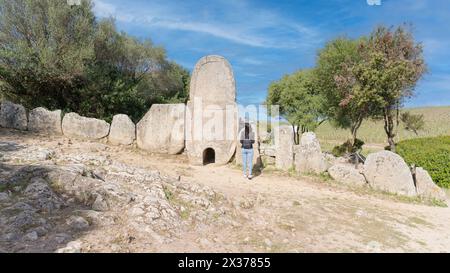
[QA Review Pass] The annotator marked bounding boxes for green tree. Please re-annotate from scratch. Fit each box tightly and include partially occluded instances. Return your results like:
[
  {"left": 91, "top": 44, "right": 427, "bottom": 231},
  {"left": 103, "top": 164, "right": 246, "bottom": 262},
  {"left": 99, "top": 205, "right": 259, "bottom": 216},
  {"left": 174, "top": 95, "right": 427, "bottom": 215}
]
[
  {"left": 266, "top": 69, "right": 323, "bottom": 144},
  {"left": 0, "top": 0, "right": 96, "bottom": 108},
  {"left": 0, "top": 0, "right": 189, "bottom": 122},
  {"left": 353, "top": 25, "right": 427, "bottom": 151},
  {"left": 314, "top": 37, "right": 374, "bottom": 148},
  {"left": 400, "top": 111, "right": 425, "bottom": 136}
]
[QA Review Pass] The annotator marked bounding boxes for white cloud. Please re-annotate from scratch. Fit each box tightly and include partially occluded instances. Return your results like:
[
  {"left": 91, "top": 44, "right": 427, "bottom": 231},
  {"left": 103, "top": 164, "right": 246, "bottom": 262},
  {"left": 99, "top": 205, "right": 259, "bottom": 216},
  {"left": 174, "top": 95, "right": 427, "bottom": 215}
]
[{"left": 92, "top": 0, "right": 321, "bottom": 49}]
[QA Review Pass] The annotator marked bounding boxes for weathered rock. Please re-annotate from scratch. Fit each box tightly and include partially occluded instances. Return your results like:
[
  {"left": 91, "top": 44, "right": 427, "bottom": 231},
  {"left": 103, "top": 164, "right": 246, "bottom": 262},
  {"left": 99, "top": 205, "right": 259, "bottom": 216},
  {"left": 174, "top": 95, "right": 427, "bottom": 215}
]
[
  {"left": 56, "top": 240, "right": 83, "bottom": 253},
  {"left": 275, "top": 126, "right": 294, "bottom": 170},
  {"left": 185, "top": 55, "right": 238, "bottom": 165},
  {"left": 136, "top": 104, "right": 186, "bottom": 154},
  {"left": 108, "top": 114, "right": 135, "bottom": 146},
  {"left": 0, "top": 145, "right": 55, "bottom": 163},
  {"left": 137, "top": 104, "right": 185, "bottom": 155},
  {"left": 66, "top": 216, "right": 89, "bottom": 230},
  {"left": 260, "top": 143, "right": 276, "bottom": 157},
  {"left": 24, "top": 231, "right": 39, "bottom": 241},
  {"left": 24, "top": 177, "right": 64, "bottom": 212},
  {"left": 364, "top": 151, "right": 417, "bottom": 197},
  {"left": 261, "top": 155, "right": 276, "bottom": 166},
  {"left": 28, "top": 107, "right": 62, "bottom": 134},
  {"left": 62, "top": 113, "right": 110, "bottom": 140},
  {"left": 92, "top": 195, "right": 109, "bottom": 212},
  {"left": 0, "top": 192, "right": 10, "bottom": 202},
  {"left": 295, "top": 132, "right": 328, "bottom": 174},
  {"left": 328, "top": 164, "right": 367, "bottom": 187},
  {"left": 0, "top": 101, "right": 27, "bottom": 130},
  {"left": 415, "top": 167, "right": 446, "bottom": 201}
]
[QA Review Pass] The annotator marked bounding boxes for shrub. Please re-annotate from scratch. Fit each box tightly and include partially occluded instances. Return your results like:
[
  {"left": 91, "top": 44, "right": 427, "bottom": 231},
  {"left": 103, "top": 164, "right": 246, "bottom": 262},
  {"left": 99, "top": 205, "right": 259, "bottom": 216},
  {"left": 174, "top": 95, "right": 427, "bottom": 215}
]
[
  {"left": 332, "top": 139, "right": 365, "bottom": 157},
  {"left": 396, "top": 136, "right": 450, "bottom": 188}
]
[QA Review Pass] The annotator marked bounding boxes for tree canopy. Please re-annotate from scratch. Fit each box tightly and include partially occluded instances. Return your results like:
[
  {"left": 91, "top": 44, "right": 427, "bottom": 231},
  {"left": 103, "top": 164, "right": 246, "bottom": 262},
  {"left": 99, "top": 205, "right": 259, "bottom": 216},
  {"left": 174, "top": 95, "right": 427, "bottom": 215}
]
[
  {"left": 0, "top": 0, "right": 189, "bottom": 122},
  {"left": 266, "top": 69, "right": 323, "bottom": 144},
  {"left": 269, "top": 25, "right": 426, "bottom": 152}
]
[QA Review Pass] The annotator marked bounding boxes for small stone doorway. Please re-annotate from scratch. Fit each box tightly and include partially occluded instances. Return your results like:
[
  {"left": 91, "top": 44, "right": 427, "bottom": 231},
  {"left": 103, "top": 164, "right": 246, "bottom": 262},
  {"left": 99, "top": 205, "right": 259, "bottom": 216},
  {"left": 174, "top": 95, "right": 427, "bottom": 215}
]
[{"left": 203, "top": 148, "right": 215, "bottom": 165}]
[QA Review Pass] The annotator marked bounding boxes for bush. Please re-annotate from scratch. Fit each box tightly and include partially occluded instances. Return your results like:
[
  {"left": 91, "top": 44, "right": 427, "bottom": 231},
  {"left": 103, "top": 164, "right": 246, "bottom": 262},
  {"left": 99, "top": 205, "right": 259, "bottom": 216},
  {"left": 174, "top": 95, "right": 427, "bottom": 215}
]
[
  {"left": 332, "top": 139, "right": 365, "bottom": 157},
  {"left": 396, "top": 136, "right": 450, "bottom": 188}
]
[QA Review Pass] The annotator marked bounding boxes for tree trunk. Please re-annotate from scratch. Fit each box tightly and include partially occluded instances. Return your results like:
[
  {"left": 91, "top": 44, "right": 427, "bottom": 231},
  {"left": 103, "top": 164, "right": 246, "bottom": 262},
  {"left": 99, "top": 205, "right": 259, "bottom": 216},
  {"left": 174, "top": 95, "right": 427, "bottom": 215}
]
[
  {"left": 384, "top": 107, "right": 396, "bottom": 152},
  {"left": 292, "top": 125, "right": 300, "bottom": 145},
  {"left": 350, "top": 115, "right": 363, "bottom": 152}
]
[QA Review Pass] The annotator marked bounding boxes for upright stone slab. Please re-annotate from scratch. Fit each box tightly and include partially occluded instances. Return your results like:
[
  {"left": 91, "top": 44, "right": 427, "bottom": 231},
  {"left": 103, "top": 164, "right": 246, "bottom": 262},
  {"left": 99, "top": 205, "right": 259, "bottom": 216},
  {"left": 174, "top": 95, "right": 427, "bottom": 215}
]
[
  {"left": 275, "top": 126, "right": 294, "bottom": 170},
  {"left": 108, "top": 114, "right": 136, "bottom": 146},
  {"left": 28, "top": 107, "right": 62, "bottom": 134},
  {"left": 295, "top": 132, "right": 328, "bottom": 174},
  {"left": 364, "top": 151, "right": 417, "bottom": 197},
  {"left": 186, "top": 55, "right": 238, "bottom": 165},
  {"left": 415, "top": 167, "right": 446, "bottom": 201},
  {"left": 0, "top": 101, "right": 27, "bottom": 130},
  {"left": 62, "top": 113, "right": 110, "bottom": 140},
  {"left": 137, "top": 104, "right": 185, "bottom": 155},
  {"left": 328, "top": 164, "right": 367, "bottom": 187}
]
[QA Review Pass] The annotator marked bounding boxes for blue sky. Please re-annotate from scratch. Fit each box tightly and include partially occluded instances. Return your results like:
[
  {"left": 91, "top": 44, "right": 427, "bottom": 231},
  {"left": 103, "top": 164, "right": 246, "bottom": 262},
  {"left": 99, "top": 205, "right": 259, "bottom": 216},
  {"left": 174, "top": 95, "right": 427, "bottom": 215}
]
[{"left": 92, "top": 0, "right": 450, "bottom": 107}]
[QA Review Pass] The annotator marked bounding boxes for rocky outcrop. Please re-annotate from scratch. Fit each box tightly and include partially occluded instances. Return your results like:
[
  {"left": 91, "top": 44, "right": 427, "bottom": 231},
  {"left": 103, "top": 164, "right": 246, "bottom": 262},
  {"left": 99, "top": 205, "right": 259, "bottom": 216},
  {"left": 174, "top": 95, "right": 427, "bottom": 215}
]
[
  {"left": 62, "top": 113, "right": 110, "bottom": 140},
  {"left": 28, "top": 107, "right": 62, "bottom": 134},
  {"left": 415, "top": 167, "right": 446, "bottom": 201},
  {"left": 364, "top": 151, "right": 417, "bottom": 197},
  {"left": 0, "top": 142, "right": 234, "bottom": 253},
  {"left": 328, "top": 164, "right": 367, "bottom": 187},
  {"left": 295, "top": 132, "right": 328, "bottom": 174},
  {"left": 137, "top": 104, "right": 185, "bottom": 155},
  {"left": 108, "top": 114, "right": 135, "bottom": 146},
  {"left": 275, "top": 126, "right": 294, "bottom": 170},
  {"left": 0, "top": 101, "right": 27, "bottom": 130}
]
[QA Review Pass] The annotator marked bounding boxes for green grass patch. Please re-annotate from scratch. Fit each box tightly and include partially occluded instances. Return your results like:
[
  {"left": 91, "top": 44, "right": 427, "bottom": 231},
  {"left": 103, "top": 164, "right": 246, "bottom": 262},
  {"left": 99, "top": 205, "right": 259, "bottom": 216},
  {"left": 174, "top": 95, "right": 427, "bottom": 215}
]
[{"left": 397, "top": 136, "right": 450, "bottom": 188}]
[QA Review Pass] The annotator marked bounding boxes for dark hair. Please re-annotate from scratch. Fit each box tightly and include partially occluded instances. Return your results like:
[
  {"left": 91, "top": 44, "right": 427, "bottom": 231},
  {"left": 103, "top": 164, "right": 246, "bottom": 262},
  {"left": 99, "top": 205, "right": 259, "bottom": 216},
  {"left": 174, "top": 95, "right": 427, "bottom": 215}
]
[{"left": 244, "top": 123, "right": 251, "bottom": 139}]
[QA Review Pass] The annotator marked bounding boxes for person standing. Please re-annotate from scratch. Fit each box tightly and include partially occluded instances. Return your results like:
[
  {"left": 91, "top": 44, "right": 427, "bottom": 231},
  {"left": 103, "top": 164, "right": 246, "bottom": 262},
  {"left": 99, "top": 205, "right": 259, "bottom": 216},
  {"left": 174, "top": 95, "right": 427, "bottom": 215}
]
[{"left": 240, "top": 123, "right": 255, "bottom": 180}]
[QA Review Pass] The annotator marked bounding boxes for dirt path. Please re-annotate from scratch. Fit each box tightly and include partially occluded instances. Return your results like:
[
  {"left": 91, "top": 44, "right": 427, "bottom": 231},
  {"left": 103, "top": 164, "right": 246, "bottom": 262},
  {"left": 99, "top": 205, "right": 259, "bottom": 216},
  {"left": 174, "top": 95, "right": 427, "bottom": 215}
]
[{"left": 2, "top": 129, "right": 450, "bottom": 253}]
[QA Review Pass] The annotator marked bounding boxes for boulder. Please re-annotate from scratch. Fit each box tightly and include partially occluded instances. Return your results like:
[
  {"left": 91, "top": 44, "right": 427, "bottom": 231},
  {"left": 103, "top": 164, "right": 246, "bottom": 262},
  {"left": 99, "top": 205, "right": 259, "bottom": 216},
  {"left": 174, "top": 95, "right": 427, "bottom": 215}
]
[
  {"left": 364, "top": 151, "right": 417, "bottom": 196},
  {"left": 28, "top": 107, "right": 62, "bottom": 134},
  {"left": 137, "top": 104, "right": 185, "bottom": 155},
  {"left": 62, "top": 113, "right": 110, "bottom": 140},
  {"left": 275, "top": 126, "right": 294, "bottom": 170},
  {"left": 328, "top": 164, "right": 367, "bottom": 187},
  {"left": 0, "top": 101, "right": 27, "bottom": 130},
  {"left": 260, "top": 143, "right": 276, "bottom": 157},
  {"left": 295, "top": 132, "right": 328, "bottom": 174},
  {"left": 415, "top": 167, "right": 446, "bottom": 201},
  {"left": 108, "top": 114, "right": 135, "bottom": 145}
]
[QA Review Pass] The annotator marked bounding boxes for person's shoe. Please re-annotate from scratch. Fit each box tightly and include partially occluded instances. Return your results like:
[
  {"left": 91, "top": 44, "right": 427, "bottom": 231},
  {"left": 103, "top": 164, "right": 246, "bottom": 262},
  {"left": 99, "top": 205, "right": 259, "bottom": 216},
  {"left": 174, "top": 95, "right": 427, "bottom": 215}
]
[
  {"left": 243, "top": 174, "right": 248, "bottom": 179},
  {"left": 248, "top": 175, "right": 253, "bottom": 180}
]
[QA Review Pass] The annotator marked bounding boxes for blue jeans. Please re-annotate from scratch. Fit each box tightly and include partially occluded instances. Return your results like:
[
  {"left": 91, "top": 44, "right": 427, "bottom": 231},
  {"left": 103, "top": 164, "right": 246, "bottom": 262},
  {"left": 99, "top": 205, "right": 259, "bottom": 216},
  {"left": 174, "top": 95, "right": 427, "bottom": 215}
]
[{"left": 242, "top": 148, "right": 254, "bottom": 176}]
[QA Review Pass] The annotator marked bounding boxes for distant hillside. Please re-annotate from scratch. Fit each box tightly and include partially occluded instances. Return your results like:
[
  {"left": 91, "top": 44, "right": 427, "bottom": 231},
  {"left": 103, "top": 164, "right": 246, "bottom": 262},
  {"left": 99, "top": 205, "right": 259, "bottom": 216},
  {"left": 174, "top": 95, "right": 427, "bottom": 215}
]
[{"left": 315, "top": 106, "right": 450, "bottom": 151}]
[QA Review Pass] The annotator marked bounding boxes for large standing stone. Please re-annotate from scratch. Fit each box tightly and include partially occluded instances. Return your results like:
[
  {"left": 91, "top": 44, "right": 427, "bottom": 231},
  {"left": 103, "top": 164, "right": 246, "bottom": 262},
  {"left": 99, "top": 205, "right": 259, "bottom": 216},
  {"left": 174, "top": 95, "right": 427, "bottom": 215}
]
[
  {"left": 364, "top": 151, "right": 417, "bottom": 197},
  {"left": 295, "top": 132, "right": 328, "bottom": 174},
  {"left": 275, "top": 126, "right": 294, "bottom": 170},
  {"left": 0, "top": 101, "right": 27, "bottom": 130},
  {"left": 62, "top": 113, "right": 110, "bottom": 140},
  {"left": 137, "top": 104, "right": 185, "bottom": 155},
  {"left": 328, "top": 164, "right": 367, "bottom": 187},
  {"left": 415, "top": 167, "right": 446, "bottom": 201},
  {"left": 186, "top": 55, "right": 238, "bottom": 165},
  {"left": 108, "top": 114, "right": 135, "bottom": 146},
  {"left": 28, "top": 107, "right": 62, "bottom": 134}
]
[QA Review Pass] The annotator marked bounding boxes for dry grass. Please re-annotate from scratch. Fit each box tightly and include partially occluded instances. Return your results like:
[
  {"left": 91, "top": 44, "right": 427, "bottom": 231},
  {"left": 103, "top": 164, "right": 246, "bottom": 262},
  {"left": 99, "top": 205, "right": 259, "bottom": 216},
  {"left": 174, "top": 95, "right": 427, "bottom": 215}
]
[{"left": 315, "top": 106, "right": 450, "bottom": 152}]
